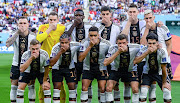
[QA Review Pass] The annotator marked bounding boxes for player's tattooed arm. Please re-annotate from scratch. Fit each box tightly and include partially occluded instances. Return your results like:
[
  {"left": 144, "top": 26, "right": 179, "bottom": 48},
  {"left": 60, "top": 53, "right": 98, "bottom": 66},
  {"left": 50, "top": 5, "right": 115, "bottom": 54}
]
[{"left": 6, "top": 30, "right": 19, "bottom": 47}]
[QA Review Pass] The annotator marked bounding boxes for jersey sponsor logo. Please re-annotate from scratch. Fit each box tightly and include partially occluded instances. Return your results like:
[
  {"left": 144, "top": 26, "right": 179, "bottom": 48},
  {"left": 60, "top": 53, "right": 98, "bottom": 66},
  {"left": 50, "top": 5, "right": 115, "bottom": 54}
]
[
  {"left": 167, "top": 33, "right": 171, "bottom": 37},
  {"left": 39, "top": 31, "right": 43, "bottom": 34},
  {"left": 162, "top": 57, "right": 167, "bottom": 62}
]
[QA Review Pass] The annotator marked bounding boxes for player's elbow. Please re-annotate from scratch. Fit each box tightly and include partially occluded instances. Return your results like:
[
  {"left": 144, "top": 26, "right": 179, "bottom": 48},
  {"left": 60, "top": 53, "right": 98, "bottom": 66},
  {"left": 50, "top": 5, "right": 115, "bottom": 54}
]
[
  {"left": 6, "top": 43, "right": 9, "bottom": 48},
  {"left": 78, "top": 57, "right": 83, "bottom": 62},
  {"left": 78, "top": 55, "right": 84, "bottom": 62},
  {"left": 49, "top": 61, "right": 55, "bottom": 66},
  {"left": 49, "top": 59, "right": 56, "bottom": 66},
  {"left": 20, "top": 66, "right": 25, "bottom": 72},
  {"left": 103, "top": 60, "right": 108, "bottom": 66},
  {"left": 6, "top": 41, "right": 10, "bottom": 47},
  {"left": 133, "top": 59, "right": 138, "bottom": 65}
]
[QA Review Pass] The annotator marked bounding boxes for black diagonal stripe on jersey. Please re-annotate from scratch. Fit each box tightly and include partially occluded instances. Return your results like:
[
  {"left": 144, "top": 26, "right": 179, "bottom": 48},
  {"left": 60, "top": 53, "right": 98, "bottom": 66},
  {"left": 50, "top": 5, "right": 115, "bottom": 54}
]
[
  {"left": 119, "top": 47, "right": 130, "bottom": 72},
  {"left": 60, "top": 49, "right": 71, "bottom": 68},
  {"left": 18, "top": 35, "right": 28, "bottom": 66},
  {"left": 148, "top": 52, "right": 159, "bottom": 74},
  {"left": 30, "top": 52, "right": 40, "bottom": 72},
  {"left": 101, "top": 23, "right": 112, "bottom": 40},
  {"left": 90, "top": 43, "right": 99, "bottom": 67},
  {"left": 149, "top": 24, "right": 158, "bottom": 36},
  {"left": 76, "top": 26, "right": 85, "bottom": 42},
  {"left": 130, "top": 21, "right": 141, "bottom": 44}
]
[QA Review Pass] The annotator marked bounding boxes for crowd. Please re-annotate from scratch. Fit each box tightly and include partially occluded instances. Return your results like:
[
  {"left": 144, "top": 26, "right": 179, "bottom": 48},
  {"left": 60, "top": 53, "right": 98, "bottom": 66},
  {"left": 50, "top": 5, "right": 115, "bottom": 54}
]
[
  {"left": 0, "top": 0, "right": 179, "bottom": 33},
  {"left": 88, "top": 0, "right": 180, "bottom": 24},
  {"left": 0, "top": 0, "right": 84, "bottom": 32}
]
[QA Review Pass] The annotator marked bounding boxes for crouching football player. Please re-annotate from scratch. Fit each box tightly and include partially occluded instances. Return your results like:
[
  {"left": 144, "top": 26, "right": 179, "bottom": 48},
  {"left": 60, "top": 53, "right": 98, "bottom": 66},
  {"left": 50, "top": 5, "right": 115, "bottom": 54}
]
[
  {"left": 50, "top": 33, "right": 80, "bottom": 103},
  {"left": 16, "top": 39, "right": 51, "bottom": 103},
  {"left": 134, "top": 32, "right": 172, "bottom": 103}
]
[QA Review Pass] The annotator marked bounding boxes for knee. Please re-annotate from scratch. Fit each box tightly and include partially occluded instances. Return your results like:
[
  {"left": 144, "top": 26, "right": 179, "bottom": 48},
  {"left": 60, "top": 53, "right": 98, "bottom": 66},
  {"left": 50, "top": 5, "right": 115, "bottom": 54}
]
[
  {"left": 53, "top": 83, "right": 61, "bottom": 89},
  {"left": 106, "top": 86, "right": 113, "bottom": 92},
  {"left": 11, "top": 80, "right": 18, "bottom": 86},
  {"left": 82, "top": 86, "right": 88, "bottom": 91},
  {"left": 29, "top": 80, "right": 35, "bottom": 85},
  {"left": 68, "top": 85, "right": 75, "bottom": 90},
  {"left": 124, "top": 82, "right": 130, "bottom": 87},
  {"left": 99, "top": 86, "right": 106, "bottom": 93},
  {"left": 132, "top": 87, "right": 139, "bottom": 94},
  {"left": 114, "top": 84, "right": 119, "bottom": 90},
  {"left": 18, "top": 85, "right": 26, "bottom": 90}
]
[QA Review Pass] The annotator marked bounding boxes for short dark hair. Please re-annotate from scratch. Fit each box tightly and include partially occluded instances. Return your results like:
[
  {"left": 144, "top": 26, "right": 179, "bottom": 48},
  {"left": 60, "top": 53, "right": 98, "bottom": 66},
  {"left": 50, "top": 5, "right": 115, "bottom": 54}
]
[
  {"left": 49, "top": 11, "right": 58, "bottom": 17},
  {"left": 89, "top": 26, "right": 99, "bottom": 33},
  {"left": 75, "top": 9, "right": 84, "bottom": 15},
  {"left": 60, "top": 33, "right": 70, "bottom": 41},
  {"left": 31, "top": 28, "right": 36, "bottom": 32},
  {"left": 146, "top": 32, "right": 158, "bottom": 41},
  {"left": 116, "top": 34, "right": 128, "bottom": 42},
  {"left": 129, "top": 3, "right": 138, "bottom": 9},
  {"left": 101, "top": 6, "right": 111, "bottom": 12},
  {"left": 30, "top": 39, "right": 40, "bottom": 45},
  {"left": 19, "top": 16, "right": 28, "bottom": 21}
]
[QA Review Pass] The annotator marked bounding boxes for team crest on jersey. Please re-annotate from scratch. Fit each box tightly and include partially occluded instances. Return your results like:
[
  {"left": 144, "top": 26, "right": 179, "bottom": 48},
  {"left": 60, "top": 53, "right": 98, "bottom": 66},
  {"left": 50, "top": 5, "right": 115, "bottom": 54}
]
[
  {"left": 39, "top": 31, "right": 43, "bottom": 34},
  {"left": 167, "top": 33, "right": 171, "bottom": 37},
  {"left": 162, "top": 58, "right": 167, "bottom": 62}
]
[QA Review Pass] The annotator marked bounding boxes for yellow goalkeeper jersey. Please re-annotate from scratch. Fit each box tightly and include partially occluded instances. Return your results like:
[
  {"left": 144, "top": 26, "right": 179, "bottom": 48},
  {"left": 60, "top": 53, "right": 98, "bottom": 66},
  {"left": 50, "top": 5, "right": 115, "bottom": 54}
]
[{"left": 36, "top": 24, "right": 65, "bottom": 56}]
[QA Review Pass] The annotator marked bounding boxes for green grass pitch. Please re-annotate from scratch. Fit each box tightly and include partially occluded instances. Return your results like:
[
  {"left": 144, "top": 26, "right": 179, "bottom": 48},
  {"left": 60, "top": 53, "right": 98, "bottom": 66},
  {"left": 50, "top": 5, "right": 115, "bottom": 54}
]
[{"left": 0, "top": 54, "right": 180, "bottom": 103}]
